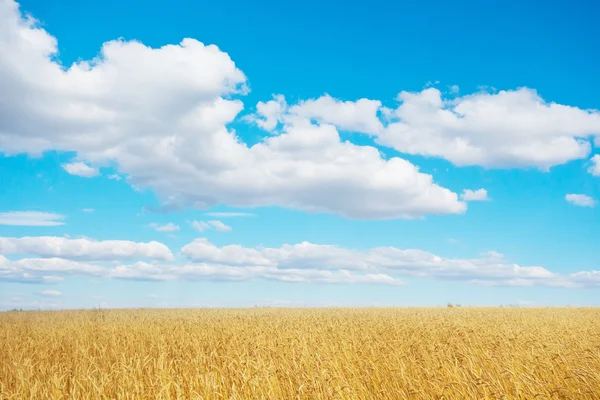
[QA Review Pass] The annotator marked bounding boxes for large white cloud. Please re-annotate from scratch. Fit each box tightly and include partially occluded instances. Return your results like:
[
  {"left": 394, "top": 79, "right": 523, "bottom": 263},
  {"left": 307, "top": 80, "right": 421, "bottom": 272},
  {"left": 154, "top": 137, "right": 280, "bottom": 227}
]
[
  {"left": 107, "top": 261, "right": 404, "bottom": 286},
  {"left": 180, "top": 238, "right": 567, "bottom": 286},
  {"left": 0, "top": 0, "right": 465, "bottom": 220},
  {"left": 255, "top": 88, "right": 600, "bottom": 170},
  {"left": 380, "top": 88, "right": 600, "bottom": 169},
  {"left": 2, "top": 236, "right": 599, "bottom": 288},
  {"left": 0, "top": 236, "right": 174, "bottom": 261}
]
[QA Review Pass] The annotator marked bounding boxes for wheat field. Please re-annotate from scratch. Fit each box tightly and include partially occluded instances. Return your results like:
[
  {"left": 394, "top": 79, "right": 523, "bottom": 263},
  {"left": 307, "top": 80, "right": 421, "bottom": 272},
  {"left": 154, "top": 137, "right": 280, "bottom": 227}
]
[{"left": 1, "top": 307, "right": 599, "bottom": 399}]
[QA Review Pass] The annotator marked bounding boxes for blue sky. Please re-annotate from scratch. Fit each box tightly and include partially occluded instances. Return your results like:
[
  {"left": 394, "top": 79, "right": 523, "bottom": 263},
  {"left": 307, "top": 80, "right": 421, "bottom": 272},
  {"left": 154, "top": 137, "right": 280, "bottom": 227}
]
[{"left": 1, "top": 0, "right": 599, "bottom": 309}]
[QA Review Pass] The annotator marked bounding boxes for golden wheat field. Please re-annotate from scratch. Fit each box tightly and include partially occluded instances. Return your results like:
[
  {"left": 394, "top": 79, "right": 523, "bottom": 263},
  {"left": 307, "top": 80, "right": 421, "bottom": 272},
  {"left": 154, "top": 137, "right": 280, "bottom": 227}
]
[{"left": 1, "top": 307, "right": 600, "bottom": 399}]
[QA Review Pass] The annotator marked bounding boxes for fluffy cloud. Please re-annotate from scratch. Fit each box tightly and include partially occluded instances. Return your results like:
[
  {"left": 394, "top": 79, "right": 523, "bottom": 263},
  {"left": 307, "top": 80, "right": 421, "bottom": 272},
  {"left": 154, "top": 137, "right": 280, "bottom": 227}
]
[
  {"left": 191, "top": 220, "right": 232, "bottom": 232},
  {"left": 289, "top": 95, "right": 384, "bottom": 134},
  {"left": 379, "top": 88, "right": 600, "bottom": 169},
  {"left": 0, "top": 236, "right": 174, "bottom": 261},
  {"left": 0, "top": 255, "right": 104, "bottom": 283},
  {"left": 107, "top": 261, "right": 403, "bottom": 286},
  {"left": 61, "top": 162, "right": 99, "bottom": 178},
  {"left": 180, "top": 238, "right": 564, "bottom": 286},
  {"left": 460, "top": 189, "right": 489, "bottom": 201},
  {"left": 589, "top": 155, "right": 600, "bottom": 177},
  {"left": 0, "top": 0, "right": 464, "bottom": 220},
  {"left": 0, "top": 211, "right": 65, "bottom": 226},
  {"left": 116, "top": 239, "right": 600, "bottom": 288},
  {"left": 2, "top": 236, "right": 599, "bottom": 288},
  {"left": 148, "top": 223, "right": 180, "bottom": 232},
  {"left": 565, "top": 194, "right": 596, "bottom": 207},
  {"left": 257, "top": 88, "right": 600, "bottom": 170},
  {"left": 251, "top": 94, "right": 384, "bottom": 134}
]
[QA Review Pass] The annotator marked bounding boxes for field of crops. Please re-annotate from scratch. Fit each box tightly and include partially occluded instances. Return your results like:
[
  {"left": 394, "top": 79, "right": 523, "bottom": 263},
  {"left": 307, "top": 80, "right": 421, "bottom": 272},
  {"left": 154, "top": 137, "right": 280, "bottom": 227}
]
[{"left": 1, "top": 307, "right": 599, "bottom": 399}]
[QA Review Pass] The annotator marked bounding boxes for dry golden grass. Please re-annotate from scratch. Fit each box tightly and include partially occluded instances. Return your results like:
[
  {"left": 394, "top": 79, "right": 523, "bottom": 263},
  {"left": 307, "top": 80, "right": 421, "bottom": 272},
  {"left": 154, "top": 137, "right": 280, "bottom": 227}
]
[{"left": 1, "top": 307, "right": 599, "bottom": 399}]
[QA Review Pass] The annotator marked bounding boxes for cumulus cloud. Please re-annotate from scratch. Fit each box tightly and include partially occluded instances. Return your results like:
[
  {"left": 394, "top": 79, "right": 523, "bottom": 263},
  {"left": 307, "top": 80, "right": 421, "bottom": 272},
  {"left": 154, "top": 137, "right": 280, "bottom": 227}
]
[
  {"left": 179, "top": 238, "right": 560, "bottom": 285},
  {"left": 191, "top": 220, "right": 232, "bottom": 232},
  {"left": 460, "top": 189, "right": 489, "bottom": 201},
  {"left": 589, "top": 155, "right": 600, "bottom": 176},
  {"left": 0, "top": 254, "right": 113, "bottom": 283},
  {"left": 61, "top": 162, "right": 99, "bottom": 177},
  {"left": 0, "top": 0, "right": 464, "bottom": 220},
  {"left": 148, "top": 222, "right": 180, "bottom": 232},
  {"left": 249, "top": 93, "right": 383, "bottom": 134},
  {"left": 0, "top": 211, "right": 65, "bottom": 226},
  {"left": 1, "top": 236, "right": 599, "bottom": 288},
  {"left": 107, "top": 261, "right": 405, "bottom": 285},
  {"left": 565, "top": 194, "right": 596, "bottom": 207},
  {"left": 378, "top": 88, "right": 600, "bottom": 169},
  {"left": 0, "top": 236, "right": 174, "bottom": 261},
  {"left": 255, "top": 88, "right": 600, "bottom": 171},
  {"left": 103, "top": 239, "right": 600, "bottom": 288},
  {"left": 289, "top": 95, "right": 384, "bottom": 134}
]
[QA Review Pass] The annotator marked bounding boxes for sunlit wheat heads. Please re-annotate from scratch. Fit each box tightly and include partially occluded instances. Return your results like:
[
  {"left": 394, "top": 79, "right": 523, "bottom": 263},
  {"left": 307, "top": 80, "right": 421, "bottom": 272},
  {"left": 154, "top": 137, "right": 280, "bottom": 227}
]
[{"left": 1, "top": 307, "right": 599, "bottom": 399}]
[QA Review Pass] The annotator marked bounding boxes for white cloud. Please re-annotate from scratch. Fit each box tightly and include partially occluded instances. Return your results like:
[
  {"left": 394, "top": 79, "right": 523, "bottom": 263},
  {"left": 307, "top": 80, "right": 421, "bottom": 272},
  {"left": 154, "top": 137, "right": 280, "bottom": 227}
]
[
  {"left": 588, "top": 154, "right": 600, "bottom": 176},
  {"left": 0, "top": 211, "right": 65, "bottom": 226},
  {"left": 0, "top": 1, "right": 464, "bottom": 220},
  {"left": 565, "top": 194, "right": 596, "bottom": 207},
  {"left": 178, "top": 238, "right": 599, "bottom": 288},
  {"left": 1, "top": 236, "right": 599, "bottom": 288},
  {"left": 108, "top": 174, "right": 122, "bottom": 181},
  {"left": 0, "top": 236, "right": 174, "bottom": 261},
  {"left": 40, "top": 290, "right": 61, "bottom": 297},
  {"left": 61, "top": 162, "right": 99, "bottom": 178},
  {"left": 460, "top": 189, "right": 489, "bottom": 201},
  {"left": 378, "top": 88, "right": 599, "bottom": 169},
  {"left": 107, "top": 261, "right": 405, "bottom": 286},
  {"left": 257, "top": 89, "right": 600, "bottom": 170},
  {"left": 102, "top": 238, "right": 599, "bottom": 288},
  {"left": 204, "top": 212, "right": 254, "bottom": 218},
  {"left": 288, "top": 95, "right": 384, "bottom": 134},
  {"left": 82, "top": 208, "right": 94, "bottom": 213},
  {"left": 247, "top": 94, "right": 286, "bottom": 131},
  {"left": 191, "top": 220, "right": 231, "bottom": 232},
  {"left": 208, "top": 220, "right": 231, "bottom": 232},
  {"left": 148, "top": 222, "right": 180, "bottom": 232}
]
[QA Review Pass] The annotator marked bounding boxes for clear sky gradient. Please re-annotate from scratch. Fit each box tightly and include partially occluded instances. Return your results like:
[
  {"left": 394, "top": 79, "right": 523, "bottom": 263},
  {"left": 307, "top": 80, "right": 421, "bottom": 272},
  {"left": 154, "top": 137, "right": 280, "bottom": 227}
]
[{"left": 1, "top": 0, "right": 599, "bottom": 309}]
